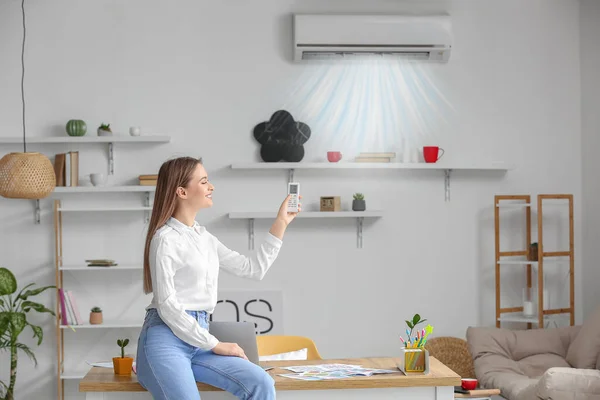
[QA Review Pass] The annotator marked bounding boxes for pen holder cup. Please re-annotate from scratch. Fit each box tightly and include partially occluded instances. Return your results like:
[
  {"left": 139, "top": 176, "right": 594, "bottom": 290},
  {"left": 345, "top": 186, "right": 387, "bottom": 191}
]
[{"left": 397, "top": 347, "right": 429, "bottom": 375}]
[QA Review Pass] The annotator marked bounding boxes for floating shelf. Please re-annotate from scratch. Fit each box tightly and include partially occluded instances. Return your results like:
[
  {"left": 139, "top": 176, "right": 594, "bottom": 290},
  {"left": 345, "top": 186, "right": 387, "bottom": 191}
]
[
  {"left": 228, "top": 211, "right": 383, "bottom": 219},
  {"left": 25, "top": 186, "right": 155, "bottom": 224},
  {"left": 61, "top": 321, "right": 143, "bottom": 329},
  {"left": 497, "top": 258, "right": 570, "bottom": 266},
  {"left": 497, "top": 312, "right": 550, "bottom": 324},
  {"left": 0, "top": 135, "right": 170, "bottom": 144},
  {"left": 60, "top": 369, "right": 89, "bottom": 380},
  {"left": 228, "top": 211, "right": 382, "bottom": 249},
  {"left": 57, "top": 206, "right": 151, "bottom": 212},
  {"left": 231, "top": 162, "right": 512, "bottom": 202},
  {"left": 59, "top": 265, "right": 142, "bottom": 271},
  {"left": 53, "top": 185, "right": 155, "bottom": 193},
  {"left": 0, "top": 135, "right": 170, "bottom": 175}
]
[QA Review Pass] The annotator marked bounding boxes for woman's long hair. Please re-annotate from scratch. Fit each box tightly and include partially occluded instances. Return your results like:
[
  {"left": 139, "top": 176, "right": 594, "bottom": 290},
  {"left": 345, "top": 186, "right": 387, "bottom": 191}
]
[{"left": 143, "top": 156, "right": 202, "bottom": 294}]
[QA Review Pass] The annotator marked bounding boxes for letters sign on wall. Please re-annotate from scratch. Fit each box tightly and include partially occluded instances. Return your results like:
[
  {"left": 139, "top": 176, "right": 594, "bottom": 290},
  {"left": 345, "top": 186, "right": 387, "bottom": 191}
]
[{"left": 210, "top": 290, "right": 283, "bottom": 335}]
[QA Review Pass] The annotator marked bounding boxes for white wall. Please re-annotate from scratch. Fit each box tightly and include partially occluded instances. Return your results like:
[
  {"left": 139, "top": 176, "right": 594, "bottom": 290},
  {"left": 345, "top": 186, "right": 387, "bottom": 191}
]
[
  {"left": 581, "top": 0, "right": 600, "bottom": 319},
  {"left": 0, "top": 0, "right": 583, "bottom": 399}
]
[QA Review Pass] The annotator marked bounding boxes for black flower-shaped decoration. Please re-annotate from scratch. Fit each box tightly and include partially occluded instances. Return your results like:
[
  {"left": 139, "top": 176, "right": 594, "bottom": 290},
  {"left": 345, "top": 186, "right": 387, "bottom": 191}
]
[{"left": 253, "top": 110, "right": 311, "bottom": 162}]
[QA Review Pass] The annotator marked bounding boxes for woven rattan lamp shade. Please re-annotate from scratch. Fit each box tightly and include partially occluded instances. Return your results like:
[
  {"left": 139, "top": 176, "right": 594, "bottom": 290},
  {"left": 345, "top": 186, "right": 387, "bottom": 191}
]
[{"left": 0, "top": 152, "right": 56, "bottom": 199}]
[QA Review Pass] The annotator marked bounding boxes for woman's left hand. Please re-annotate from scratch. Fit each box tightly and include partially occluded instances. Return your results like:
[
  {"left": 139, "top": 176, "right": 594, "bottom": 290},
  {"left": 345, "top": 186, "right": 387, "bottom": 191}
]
[{"left": 276, "top": 194, "right": 302, "bottom": 225}]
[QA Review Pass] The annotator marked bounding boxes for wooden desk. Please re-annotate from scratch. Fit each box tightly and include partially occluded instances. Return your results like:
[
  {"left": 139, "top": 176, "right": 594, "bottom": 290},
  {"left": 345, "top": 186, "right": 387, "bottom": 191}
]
[{"left": 80, "top": 356, "right": 461, "bottom": 399}]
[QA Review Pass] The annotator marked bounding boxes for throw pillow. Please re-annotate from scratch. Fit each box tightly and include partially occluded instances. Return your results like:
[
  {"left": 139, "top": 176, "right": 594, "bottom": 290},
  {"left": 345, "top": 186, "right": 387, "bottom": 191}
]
[
  {"left": 566, "top": 305, "right": 600, "bottom": 368},
  {"left": 259, "top": 348, "right": 308, "bottom": 361}
]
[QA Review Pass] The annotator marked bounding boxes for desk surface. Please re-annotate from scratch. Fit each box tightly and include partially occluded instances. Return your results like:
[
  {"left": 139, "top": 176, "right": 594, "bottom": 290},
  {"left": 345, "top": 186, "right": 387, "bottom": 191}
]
[{"left": 79, "top": 357, "right": 460, "bottom": 392}]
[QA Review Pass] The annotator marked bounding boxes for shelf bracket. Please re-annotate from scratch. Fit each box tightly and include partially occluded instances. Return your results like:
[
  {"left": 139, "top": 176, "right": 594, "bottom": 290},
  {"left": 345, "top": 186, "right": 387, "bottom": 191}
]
[
  {"left": 34, "top": 200, "right": 41, "bottom": 224},
  {"left": 444, "top": 169, "right": 452, "bottom": 202},
  {"left": 108, "top": 142, "right": 114, "bottom": 175},
  {"left": 288, "top": 168, "right": 295, "bottom": 183},
  {"left": 357, "top": 217, "right": 364, "bottom": 248},
  {"left": 248, "top": 218, "right": 255, "bottom": 250},
  {"left": 144, "top": 192, "right": 151, "bottom": 223}
]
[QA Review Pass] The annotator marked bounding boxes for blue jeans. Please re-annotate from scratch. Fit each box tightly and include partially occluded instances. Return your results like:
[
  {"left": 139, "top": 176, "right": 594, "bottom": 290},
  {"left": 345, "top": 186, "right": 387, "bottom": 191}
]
[{"left": 136, "top": 308, "right": 275, "bottom": 400}]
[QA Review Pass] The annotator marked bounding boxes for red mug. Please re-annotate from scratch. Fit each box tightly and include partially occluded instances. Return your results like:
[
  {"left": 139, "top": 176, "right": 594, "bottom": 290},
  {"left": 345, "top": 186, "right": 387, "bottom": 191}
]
[
  {"left": 461, "top": 378, "right": 478, "bottom": 390},
  {"left": 327, "top": 151, "right": 342, "bottom": 162},
  {"left": 423, "top": 146, "right": 444, "bottom": 163}
]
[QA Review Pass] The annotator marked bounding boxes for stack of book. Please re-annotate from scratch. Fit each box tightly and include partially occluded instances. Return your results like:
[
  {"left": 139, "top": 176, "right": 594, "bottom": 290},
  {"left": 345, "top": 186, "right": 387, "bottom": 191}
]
[
  {"left": 58, "top": 288, "right": 83, "bottom": 326},
  {"left": 354, "top": 152, "right": 396, "bottom": 163},
  {"left": 139, "top": 174, "right": 157, "bottom": 186},
  {"left": 86, "top": 259, "right": 117, "bottom": 267},
  {"left": 53, "top": 151, "right": 79, "bottom": 186}
]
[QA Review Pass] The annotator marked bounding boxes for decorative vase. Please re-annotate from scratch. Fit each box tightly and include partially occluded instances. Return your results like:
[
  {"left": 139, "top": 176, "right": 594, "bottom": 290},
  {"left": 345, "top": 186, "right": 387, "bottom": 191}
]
[
  {"left": 90, "top": 311, "right": 103, "bottom": 325},
  {"left": 352, "top": 199, "right": 366, "bottom": 211},
  {"left": 66, "top": 120, "right": 87, "bottom": 136},
  {"left": 397, "top": 347, "right": 429, "bottom": 374},
  {"left": 113, "top": 357, "right": 134, "bottom": 376},
  {"left": 528, "top": 243, "right": 538, "bottom": 261}
]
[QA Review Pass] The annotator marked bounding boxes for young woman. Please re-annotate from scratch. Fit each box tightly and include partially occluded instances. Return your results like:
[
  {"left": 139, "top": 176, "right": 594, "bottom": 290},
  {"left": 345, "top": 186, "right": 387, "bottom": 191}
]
[{"left": 136, "top": 156, "right": 300, "bottom": 400}]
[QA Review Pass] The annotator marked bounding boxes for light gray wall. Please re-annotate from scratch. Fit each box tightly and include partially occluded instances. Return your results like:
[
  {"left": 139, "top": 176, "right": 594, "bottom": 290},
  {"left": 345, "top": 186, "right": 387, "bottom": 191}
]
[
  {"left": 0, "top": 1, "right": 583, "bottom": 398},
  {"left": 581, "top": 0, "right": 600, "bottom": 319}
]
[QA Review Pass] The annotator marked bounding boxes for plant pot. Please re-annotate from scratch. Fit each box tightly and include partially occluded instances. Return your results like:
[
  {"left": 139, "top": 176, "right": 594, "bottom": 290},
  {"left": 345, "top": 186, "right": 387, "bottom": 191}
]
[
  {"left": 89, "top": 311, "right": 103, "bottom": 325},
  {"left": 352, "top": 199, "right": 366, "bottom": 211},
  {"left": 97, "top": 128, "right": 112, "bottom": 136},
  {"left": 397, "top": 347, "right": 429, "bottom": 375},
  {"left": 113, "top": 357, "right": 134, "bottom": 376}
]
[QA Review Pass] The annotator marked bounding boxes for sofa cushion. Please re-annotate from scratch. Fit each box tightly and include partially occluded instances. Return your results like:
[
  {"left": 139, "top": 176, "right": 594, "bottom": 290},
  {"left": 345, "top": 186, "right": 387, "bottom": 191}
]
[
  {"left": 537, "top": 367, "right": 600, "bottom": 400},
  {"left": 467, "top": 325, "right": 576, "bottom": 383},
  {"left": 566, "top": 306, "right": 600, "bottom": 369}
]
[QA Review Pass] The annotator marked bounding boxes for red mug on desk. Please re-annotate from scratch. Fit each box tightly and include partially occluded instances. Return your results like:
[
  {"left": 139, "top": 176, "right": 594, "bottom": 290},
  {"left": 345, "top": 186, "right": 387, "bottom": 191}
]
[
  {"left": 423, "top": 146, "right": 444, "bottom": 163},
  {"left": 327, "top": 151, "right": 342, "bottom": 162}
]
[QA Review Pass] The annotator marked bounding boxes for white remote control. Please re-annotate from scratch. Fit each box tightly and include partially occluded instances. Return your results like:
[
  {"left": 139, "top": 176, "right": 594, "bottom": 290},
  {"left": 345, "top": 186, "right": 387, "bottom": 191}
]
[{"left": 287, "top": 182, "right": 300, "bottom": 213}]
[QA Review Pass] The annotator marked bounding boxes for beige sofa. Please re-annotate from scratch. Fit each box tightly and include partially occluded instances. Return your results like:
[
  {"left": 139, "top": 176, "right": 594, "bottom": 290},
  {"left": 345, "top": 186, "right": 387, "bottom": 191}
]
[{"left": 466, "top": 306, "right": 600, "bottom": 400}]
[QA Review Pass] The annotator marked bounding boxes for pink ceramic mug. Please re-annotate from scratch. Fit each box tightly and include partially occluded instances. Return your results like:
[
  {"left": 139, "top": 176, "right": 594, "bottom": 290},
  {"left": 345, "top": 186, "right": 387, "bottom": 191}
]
[{"left": 327, "top": 151, "right": 342, "bottom": 162}]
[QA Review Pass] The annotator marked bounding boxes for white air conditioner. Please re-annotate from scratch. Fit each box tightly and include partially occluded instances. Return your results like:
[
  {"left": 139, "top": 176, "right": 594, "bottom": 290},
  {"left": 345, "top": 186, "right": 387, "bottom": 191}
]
[{"left": 293, "top": 14, "right": 452, "bottom": 62}]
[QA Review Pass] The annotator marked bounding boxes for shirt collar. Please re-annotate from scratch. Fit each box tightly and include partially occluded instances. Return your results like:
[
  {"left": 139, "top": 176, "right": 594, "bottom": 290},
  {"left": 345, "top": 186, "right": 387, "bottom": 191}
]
[{"left": 166, "top": 217, "right": 205, "bottom": 235}]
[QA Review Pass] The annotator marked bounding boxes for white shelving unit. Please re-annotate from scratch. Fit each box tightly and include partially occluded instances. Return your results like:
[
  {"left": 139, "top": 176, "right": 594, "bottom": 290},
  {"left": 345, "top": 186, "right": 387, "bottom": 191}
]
[
  {"left": 231, "top": 162, "right": 512, "bottom": 202},
  {"left": 53, "top": 198, "right": 149, "bottom": 398},
  {"left": 494, "top": 194, "right": 575, "bottom": 329},
  {"left": 59, "top": 264, "right": 143, "bottom": 271},
  {"left": 229, "top": 211, "right": 383, "bottom": 249}
]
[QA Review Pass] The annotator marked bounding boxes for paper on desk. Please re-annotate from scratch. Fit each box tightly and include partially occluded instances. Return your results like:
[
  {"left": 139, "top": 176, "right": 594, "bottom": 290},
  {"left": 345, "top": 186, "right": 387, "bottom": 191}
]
[
  {"left": 279, "top": 363, "right": 397, "bottom": 380},
  {"left": 86, "top": 360, "right": 137, "bottom": 369}
]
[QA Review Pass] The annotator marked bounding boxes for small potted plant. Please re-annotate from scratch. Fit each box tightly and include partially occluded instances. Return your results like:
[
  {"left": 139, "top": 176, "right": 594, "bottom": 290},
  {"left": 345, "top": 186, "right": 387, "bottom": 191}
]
[
  {"left": 113, "top": 338, "right": 134, "bottom": 376},
  {"left": 352, "top": 193, "right": 366, "bottom": 211},
  {"left": 89, "top": 306, "right": 103, "bottom": 325},
  {"left": 97, "top": 122, "right": 112, "bottom": 136}
]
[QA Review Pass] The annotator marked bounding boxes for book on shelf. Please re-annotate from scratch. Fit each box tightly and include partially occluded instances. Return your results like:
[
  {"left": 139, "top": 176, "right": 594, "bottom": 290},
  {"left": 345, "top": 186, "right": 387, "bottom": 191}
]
[
  {"left": 355, "top": 152, "right": 396, "bottom": 163},
  {"left": 53, "top": 151, "right": 79, "bottom": 187},
  {"left": 354, "top": 157, "right": 393, "bottom": 163},
  {"left": 58, "top": 288, "right": 83, "bottom": 326},
  {"left": 454, "top": 387, "right": 500, "bottom": 398},
  {"left": 358, "top": 152, "right": 396, "bottom": 158},
  {"left": 139, "top": 174, "right": 157, "bottom": 186}
]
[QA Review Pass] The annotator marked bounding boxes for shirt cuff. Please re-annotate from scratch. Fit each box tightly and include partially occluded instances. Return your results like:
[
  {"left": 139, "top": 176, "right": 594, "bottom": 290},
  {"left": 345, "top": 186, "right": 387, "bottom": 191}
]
[
  {"left": 206, "top": 334, "right": 219, "bottom": 350},
  {"left": 265, "top": 232, "right": 283, "bottom": 248}
]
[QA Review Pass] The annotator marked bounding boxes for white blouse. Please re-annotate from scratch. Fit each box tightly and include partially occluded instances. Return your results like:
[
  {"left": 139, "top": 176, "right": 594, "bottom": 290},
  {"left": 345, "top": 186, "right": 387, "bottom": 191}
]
[{"left": 146, "top": 217, "right": 282, "bottom": 350}]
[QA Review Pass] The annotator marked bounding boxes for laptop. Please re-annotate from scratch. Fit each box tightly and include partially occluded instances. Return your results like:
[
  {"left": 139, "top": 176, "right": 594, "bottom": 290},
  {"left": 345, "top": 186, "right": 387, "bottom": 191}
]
[{"left": 209, "top": 321, "right": 273, "bottom": 371}]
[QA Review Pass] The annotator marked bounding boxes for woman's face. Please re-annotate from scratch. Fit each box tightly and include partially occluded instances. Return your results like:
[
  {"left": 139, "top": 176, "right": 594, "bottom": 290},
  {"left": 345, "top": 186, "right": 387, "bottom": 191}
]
[{"left": 179, "top": 163, "right": 214, "bottom": 210}]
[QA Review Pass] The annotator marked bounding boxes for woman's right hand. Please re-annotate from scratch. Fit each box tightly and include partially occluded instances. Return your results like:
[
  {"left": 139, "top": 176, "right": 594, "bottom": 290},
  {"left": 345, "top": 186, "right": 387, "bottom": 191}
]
[{"left": 212, "top": 342, "right": 248, "bottom": 360}]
